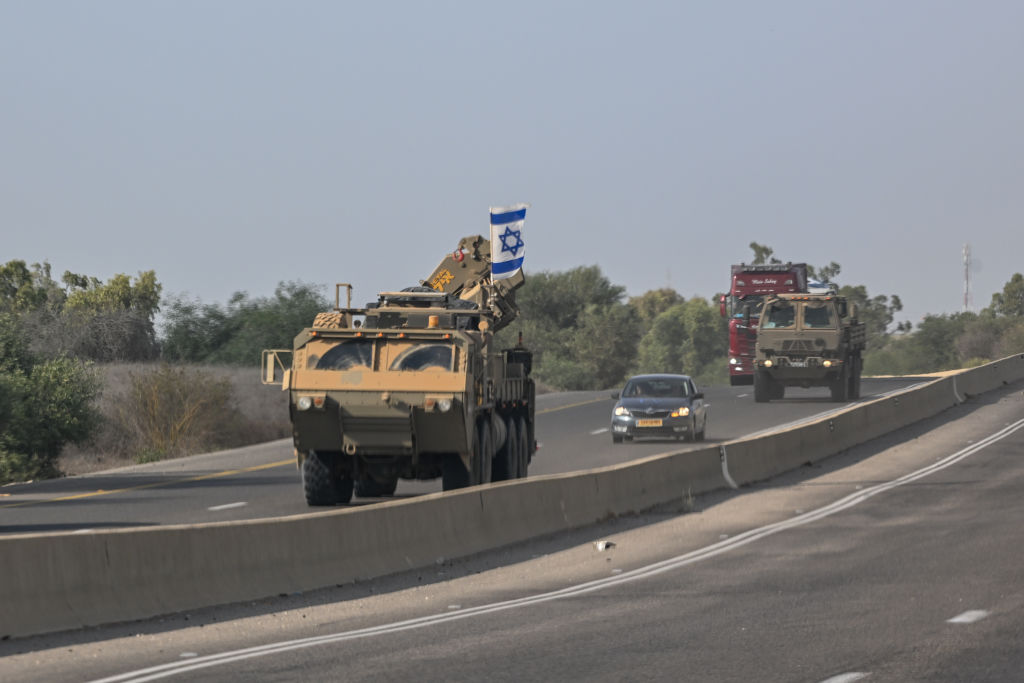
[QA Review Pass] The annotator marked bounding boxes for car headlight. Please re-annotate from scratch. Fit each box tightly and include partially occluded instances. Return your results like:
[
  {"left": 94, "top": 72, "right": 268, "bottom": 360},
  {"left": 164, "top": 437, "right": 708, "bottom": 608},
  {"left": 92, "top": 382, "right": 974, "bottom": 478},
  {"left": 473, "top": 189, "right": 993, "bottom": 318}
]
[
  {"left": 823, "top": 360, "right": 833, "bottom": 368},
  {"left": 614, "top": 405, "right": 630, "bottom": 416},
  {"left": 763, "top": 359, "right": 773, "bottom": 368},
  {"left": 671, "top": 406, "right": 691, "bottom": 417},
  {"left": 297, "top": 396, "right": 313, "bottom": 411},
  {"left": 729, "top": 357, "right": 738, "bottom": 365},
  {"left": 437, "top": 398, "right": 453, "bottom": 412}
]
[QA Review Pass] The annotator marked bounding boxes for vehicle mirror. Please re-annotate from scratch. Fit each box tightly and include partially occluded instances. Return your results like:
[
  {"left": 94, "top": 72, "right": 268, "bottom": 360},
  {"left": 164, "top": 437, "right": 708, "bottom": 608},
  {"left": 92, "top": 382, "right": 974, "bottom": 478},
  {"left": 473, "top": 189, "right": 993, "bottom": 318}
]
[
  {"left": 742, "top": 304, "right": 751, "bottom": 326},
  {"left": 693, "top": 392, "right": 704, "bottom": 400},
  {"left": 719, "top": 294, "right": 727, "bottom": 318},
  {"left": 849, "top": 303, "right": 858, "bottom": 320}
]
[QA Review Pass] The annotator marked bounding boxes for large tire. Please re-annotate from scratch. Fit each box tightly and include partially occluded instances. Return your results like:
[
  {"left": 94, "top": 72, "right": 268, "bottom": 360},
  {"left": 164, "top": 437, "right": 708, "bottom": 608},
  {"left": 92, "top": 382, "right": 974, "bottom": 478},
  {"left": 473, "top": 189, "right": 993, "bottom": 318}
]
[
  {"left": 312, "top": 312, "right": 346, "bottom": 329},
  {"left": 492, "top": 415, "right": 519, "bottom": 482},
  {"left": 302, "top": 451, "right": 353, "bottom": 506},
  {"left": 441, "top": 453, "right": 470, "bottom": 491},
  {"left": 472, "top": 419, "right": 493, "bottom": 485},
  {"left": 753, "top": 371, "right": 771, "bottom": 403},
  {"left": 830, "top": 363, "right": 850, "bottom": 402},
  {"left": 695, "top": 414, "right": 707, "bottom": 441},
  {"left": 849, "top": 355, "right": 862, "bottom": 400}
]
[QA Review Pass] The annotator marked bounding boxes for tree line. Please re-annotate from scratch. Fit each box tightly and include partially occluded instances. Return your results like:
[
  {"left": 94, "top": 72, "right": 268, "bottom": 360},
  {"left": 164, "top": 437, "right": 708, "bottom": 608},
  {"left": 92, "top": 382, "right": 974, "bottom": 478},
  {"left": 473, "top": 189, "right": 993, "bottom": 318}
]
[{"left": 2, "top": 252, "right": 1023, "bottom": 483}]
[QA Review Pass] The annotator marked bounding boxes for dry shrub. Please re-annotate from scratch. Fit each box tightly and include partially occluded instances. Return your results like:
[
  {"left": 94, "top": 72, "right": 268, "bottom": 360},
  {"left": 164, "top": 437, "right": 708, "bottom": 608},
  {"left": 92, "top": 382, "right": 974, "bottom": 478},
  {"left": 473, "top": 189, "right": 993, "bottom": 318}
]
[{"left": 60, "top": 362, "right": 290, "bottom": 473}]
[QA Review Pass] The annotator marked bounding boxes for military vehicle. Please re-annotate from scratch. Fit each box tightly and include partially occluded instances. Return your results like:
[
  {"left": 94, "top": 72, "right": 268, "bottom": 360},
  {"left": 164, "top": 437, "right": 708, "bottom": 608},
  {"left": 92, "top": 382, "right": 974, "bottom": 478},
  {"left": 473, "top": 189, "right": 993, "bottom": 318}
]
[
  {"left": 262, "top": 235, "right": 535, "bottom": 505},
  {"left": 751, "top": 292, "right": 866, "bottom": 403}
]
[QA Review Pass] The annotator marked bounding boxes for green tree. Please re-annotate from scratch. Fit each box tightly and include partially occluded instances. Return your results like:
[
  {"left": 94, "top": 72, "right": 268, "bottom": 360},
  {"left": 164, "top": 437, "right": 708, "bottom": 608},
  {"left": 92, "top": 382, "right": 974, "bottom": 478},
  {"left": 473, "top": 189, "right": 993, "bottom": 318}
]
[
  {"left": 989, "top": 273, "right": 1024, "bottom": 317},
  {"left": 0, "top": 314, "right": 99, "bottom": 483},
  {"left": 748, "top": 242, "right": 781, "bottom": 265},
  {"left": 496, "top": 266, "right": 636, "bottom": 390},
  {"left": 161, "top": 281, "right": 331, "bottom": 365},
  {"left": 628, "top": 288, "right": 685, "bottom": 328},
  {"left": 634, "top": 298, "right": 728, "bottom": 383}
]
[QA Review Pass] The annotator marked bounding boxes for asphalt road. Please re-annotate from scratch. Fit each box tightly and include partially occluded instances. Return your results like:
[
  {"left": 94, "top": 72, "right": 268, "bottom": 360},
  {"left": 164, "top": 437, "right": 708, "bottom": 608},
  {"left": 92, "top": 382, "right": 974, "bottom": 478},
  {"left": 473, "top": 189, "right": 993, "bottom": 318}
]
[
  {"left": 0, "top": 378, "right": 925, "bottom": 534},
  {"left": 3, "top": 380, "right": 1022, "bottom": 682}
]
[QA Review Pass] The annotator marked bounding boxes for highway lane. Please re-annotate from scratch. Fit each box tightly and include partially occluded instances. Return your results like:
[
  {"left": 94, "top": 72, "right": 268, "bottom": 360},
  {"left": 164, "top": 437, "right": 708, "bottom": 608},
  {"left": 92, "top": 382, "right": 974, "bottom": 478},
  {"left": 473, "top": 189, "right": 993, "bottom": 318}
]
[
  {"left": 0, "top": 377, "right": 926, "bottom": 534},
  {"left": 3, "top": 379, "right": 1020, "bottom": 682}
]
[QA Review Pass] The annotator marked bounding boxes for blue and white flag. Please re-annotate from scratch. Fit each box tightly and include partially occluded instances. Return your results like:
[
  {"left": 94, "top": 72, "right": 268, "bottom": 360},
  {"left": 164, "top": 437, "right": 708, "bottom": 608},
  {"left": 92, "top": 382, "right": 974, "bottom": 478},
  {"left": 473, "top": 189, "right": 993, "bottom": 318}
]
[{"left": 489, "top": 203, "right": 528, "bottom": 281}]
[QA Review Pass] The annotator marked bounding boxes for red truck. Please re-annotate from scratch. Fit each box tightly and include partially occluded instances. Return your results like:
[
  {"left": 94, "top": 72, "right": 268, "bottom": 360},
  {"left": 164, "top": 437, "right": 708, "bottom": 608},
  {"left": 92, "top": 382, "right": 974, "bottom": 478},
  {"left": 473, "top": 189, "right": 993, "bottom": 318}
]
[{"left": 720, "top": 263, "right": 808, "bottom": 386}]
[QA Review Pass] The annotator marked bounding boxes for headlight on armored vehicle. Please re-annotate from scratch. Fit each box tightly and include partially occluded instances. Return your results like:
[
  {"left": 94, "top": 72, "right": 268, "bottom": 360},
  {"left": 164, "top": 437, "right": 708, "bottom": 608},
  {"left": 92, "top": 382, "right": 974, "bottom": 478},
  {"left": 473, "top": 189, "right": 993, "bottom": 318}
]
[
  {"left": 823, "top": 360, "right": 833, "bottom": 368},
  {"left": 297, "top": 396, "right": 313, "bottom": 411},
  {"left": 763, "top": 359, "right": 773, "bottom": 368},
  {"left": 671, "top": 407, "right": 691, "bottom": 417},
  {"left": 437, "top": 398, "right": 453, "bottom": 412}
]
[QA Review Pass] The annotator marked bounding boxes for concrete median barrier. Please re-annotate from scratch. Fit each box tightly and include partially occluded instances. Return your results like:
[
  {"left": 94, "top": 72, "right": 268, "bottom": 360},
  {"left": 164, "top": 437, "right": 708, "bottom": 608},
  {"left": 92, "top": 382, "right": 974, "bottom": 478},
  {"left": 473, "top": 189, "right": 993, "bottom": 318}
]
[{"left": 1, "top": 358, "right": 1019, "bottom": 638}]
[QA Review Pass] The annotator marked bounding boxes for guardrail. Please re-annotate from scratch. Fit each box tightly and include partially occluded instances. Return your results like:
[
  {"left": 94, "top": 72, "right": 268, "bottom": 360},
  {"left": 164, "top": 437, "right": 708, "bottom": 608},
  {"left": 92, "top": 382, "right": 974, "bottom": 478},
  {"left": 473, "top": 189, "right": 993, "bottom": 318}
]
[{"left": 2, "top": 354, "right": 1022, "bottom": 638}]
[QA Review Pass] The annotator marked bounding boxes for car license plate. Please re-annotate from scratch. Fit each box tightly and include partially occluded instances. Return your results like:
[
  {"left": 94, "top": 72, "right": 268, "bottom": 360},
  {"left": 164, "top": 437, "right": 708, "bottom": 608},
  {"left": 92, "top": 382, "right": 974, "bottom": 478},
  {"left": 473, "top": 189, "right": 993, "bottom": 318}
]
[{"left": 636, "top": 419, "right": 663, "bottom": 427}]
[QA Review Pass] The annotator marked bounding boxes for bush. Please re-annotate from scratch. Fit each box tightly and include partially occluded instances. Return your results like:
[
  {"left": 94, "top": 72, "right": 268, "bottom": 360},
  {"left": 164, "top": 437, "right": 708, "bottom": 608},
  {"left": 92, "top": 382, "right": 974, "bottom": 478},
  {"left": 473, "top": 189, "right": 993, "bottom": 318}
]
[
  {"left": 60, "top": 362, "right": 291, "bottom": 472},
  {"left": 0, "top": 315, "right": 101, "bottom": 483},
  {"left": 108, "top": 364, "right": 247, "bottom": 462}
]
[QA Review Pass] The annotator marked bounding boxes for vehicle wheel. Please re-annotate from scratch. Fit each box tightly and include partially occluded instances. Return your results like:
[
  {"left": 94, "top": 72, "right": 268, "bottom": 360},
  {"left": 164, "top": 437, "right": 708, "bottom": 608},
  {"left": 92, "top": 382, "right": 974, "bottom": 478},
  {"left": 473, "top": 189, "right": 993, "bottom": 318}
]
[
  {"left": 492, "top": 415, "right": 518, "bottom": 481},
  {"left": 695, "top": 415, "right": 707, "bottom": 441},
  {"left": 354, "top": 476, "right": 398, "bottom": 498},
  {"left": 471, "top": 418, "right": 492, "bottom": 486},
  {"left": 849, "top": 356, "right": 862, "bottom": 399},
  {"left": 753, "top": 371, "right": 771, "bottom": 403},
  {"left": 302, "top": 451, "right": 352, "bottom": 506},
  {"left": 516, "top": 416, "right": 530, "bottom": 477},
  {"left": 685, "top": 417, "right": 697, "bottom": 442},
  {"left": 441, "top": 453, "right": 470, "bottom": 491},
  {"left": 830, "top": 363, "right": 850, "bottom": 402}
]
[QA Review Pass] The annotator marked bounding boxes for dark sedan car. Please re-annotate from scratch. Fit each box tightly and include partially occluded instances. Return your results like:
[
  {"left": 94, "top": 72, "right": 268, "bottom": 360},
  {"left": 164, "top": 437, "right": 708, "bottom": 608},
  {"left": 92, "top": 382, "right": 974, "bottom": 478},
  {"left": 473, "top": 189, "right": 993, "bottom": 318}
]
[{"left": 610, "top": 373, "right": 708, "bottom": 444}]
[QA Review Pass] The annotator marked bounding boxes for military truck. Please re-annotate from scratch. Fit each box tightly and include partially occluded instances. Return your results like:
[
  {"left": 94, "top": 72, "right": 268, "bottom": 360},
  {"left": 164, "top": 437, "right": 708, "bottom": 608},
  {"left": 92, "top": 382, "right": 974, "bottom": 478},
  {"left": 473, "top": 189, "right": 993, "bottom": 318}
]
[
  {"left": 751, "top": 293, "right": 866, "bottom": 403},
  {"left": 261, "top": 235, "right": 535, "bottom": 505}
]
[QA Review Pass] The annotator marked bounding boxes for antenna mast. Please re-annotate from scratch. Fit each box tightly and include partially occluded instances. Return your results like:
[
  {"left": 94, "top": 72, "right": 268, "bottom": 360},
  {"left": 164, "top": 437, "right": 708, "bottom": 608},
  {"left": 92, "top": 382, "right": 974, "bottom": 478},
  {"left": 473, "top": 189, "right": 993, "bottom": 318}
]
[{"left": 962, "top": 244, "right": 972, "bottom": 312}]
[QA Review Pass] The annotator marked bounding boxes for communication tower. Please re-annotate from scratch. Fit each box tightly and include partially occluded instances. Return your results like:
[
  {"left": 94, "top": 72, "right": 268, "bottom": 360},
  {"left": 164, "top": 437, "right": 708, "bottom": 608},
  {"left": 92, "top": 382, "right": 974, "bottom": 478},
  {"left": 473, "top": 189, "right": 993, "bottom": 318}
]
[{"left": 962, "top": 244, "right": 972, "bottom": 312}]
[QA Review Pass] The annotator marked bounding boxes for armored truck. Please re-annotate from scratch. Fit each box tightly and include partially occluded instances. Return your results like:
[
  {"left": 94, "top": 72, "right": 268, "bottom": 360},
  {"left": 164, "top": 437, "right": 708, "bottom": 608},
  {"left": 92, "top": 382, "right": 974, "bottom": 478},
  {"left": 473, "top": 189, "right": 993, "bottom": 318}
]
[
  {"left": 262, "top": 235, "right": 535, "bottom": 505},
  {"left": 752, "top": 293, "right": 866, "bottom": 403}
]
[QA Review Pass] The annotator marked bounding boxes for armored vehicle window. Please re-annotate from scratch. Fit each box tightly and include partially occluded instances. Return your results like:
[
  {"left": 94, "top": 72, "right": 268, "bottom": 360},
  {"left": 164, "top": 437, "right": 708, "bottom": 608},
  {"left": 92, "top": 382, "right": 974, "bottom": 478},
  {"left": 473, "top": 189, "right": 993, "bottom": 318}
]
[
  {"left": 388, "top": 343, "right": 453, "bottom": 371},
  {"left": 803, "top": 303, "right": 836, "bottom": 329},
  {"left": 763, "top": 302, "right": 795, "bottom": 329},
  {"left": 314, "top": 340, "right": 374, "bottom": 370}
]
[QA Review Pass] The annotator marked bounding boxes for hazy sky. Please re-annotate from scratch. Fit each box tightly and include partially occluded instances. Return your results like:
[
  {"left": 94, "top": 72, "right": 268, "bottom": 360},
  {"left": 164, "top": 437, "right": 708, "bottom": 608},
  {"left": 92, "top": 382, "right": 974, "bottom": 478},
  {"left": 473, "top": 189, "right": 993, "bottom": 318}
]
[{"left": 3, "top": 2, "right": 1022, "bottom": 328}]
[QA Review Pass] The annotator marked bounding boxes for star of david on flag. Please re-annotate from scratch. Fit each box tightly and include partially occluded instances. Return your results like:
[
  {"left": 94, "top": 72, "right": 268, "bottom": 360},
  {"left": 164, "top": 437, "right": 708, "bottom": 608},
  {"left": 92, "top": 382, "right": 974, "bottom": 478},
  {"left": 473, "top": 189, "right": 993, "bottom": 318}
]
[{"left": 489, "top": 203, "right": 529, "bottom": 281}]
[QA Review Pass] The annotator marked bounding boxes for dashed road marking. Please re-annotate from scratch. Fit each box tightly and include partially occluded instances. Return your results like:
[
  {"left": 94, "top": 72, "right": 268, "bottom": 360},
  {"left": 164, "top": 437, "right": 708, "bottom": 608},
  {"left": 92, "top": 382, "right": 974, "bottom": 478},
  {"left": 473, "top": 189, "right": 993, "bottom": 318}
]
[
  {"left": 819, "top": 674, "right": 869, "bottom": 683},
  {"left": 590, "top": 428, "right": 609, "bottom": 435},
  {"left": 947, "top": 609, "right": 989, "bottom": 624},
  {"left": 208, "top": 502, "right": 248, "bottom": 512}
]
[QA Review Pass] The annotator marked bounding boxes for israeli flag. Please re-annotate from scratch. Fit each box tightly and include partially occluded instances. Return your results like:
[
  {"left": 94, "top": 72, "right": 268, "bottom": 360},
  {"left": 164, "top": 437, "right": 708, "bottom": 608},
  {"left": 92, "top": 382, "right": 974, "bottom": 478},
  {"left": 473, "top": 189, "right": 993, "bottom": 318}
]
[{"left": 490, "top": 203, "right": 528, "bottom": 281}]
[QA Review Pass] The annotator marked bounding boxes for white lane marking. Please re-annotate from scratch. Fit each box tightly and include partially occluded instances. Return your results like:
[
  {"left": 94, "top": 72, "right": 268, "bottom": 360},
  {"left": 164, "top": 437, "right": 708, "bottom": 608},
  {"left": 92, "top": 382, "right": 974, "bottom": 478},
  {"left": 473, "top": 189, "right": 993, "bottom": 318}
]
[
  {"left": 947, "top": 609, "right": 989, "bottom": 624},
  {"left": 820, "top": 674, "right": 870, "bottom": 683},
  {"left": 91, "top": 417, "right": 1024, "bottom": 683},
  {"left": 590, "top": 428, "right": 609, "bottom": 435},
  {"left": 737, "top": 393, "right": 749, "bottom": 398},
  {"left": 207, "top": 502, "right": 247, "bottom": 512}
]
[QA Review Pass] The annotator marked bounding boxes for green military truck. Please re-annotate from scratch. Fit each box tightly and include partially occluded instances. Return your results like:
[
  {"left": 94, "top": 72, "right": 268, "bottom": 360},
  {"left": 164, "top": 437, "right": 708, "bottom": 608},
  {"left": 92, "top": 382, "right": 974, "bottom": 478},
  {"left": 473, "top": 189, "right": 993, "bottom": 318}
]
[
  {"left": 752, "top": 292, "right": 866, "bottom": 403},
  {"left": 262, "top": 235, "right": 535, "bottom": 505}
]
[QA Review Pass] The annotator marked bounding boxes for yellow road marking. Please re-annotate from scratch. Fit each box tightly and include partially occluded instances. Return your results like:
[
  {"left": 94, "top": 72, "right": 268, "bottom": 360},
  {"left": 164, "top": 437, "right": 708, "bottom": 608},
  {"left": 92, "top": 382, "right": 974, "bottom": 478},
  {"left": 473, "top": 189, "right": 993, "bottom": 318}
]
[
  {"left": 0, "top": 459, "right": 294, "bottom": 509},
  {"left": 536, "top": 396, "right": 608, "bottom": 414}
]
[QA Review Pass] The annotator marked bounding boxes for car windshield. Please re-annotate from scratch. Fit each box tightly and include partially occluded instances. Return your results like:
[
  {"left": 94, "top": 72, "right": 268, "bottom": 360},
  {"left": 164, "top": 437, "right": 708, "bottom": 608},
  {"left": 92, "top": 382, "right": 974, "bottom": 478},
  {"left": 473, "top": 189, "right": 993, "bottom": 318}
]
[
  {"left": 802, "top": 302, "right": 835, "bottom": 328},
  {"left": 762, "top": 302, "right": 795, "bottom": 329},
  {"left": 623, "top": 378, "right": 690, "bottom": 398},
  {"left": 730, "top": 294, "right": 763, "bottom": 317}
]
